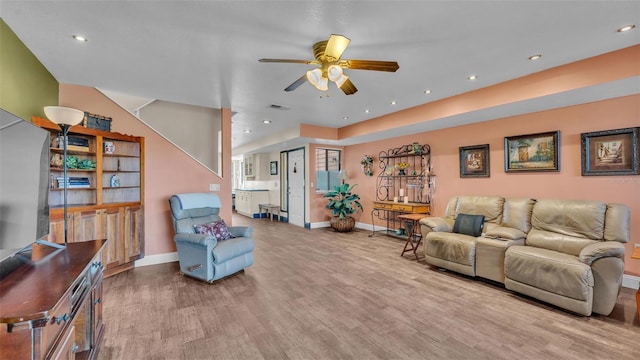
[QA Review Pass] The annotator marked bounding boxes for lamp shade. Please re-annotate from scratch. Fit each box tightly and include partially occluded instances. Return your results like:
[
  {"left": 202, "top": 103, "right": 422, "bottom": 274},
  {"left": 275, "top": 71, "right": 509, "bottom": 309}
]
[
  {"left": 306, "top": 69, "right": 328, "bottom": 91},
  {"left": 338, "top": 169, "right": 349, "bottom": 181},
  {"left": 44, "top": 106, "right": 84, "bottom": 126}
]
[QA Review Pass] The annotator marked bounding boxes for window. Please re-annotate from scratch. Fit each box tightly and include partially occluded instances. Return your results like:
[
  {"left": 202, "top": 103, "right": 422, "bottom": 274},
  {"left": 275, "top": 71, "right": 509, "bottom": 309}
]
[{"left": 315, "top": 148, "right": 341, "bottom": 192}]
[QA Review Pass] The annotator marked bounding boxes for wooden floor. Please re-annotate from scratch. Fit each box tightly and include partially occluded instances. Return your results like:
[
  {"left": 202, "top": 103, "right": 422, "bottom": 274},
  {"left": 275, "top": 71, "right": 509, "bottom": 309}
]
[{"left": 98, "top": 214, "right": 640, "bottom": 360}]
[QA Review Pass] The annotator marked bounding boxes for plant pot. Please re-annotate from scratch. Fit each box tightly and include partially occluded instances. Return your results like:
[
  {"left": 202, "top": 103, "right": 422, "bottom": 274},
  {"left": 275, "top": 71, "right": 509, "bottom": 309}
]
[{"left": 330, "top": 216, "right": 356, "bottom": 232}]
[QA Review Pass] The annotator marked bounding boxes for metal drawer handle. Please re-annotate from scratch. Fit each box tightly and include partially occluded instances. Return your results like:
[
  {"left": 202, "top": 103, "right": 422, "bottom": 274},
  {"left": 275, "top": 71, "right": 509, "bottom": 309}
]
[{"left": 55, "top": 313, "right": 69, "bottom": 325}]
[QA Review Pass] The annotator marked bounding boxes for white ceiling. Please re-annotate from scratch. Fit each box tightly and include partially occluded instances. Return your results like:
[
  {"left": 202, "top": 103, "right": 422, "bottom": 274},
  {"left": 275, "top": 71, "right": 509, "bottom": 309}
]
[{"left": 2, "top": 1, "right": 639, "bottom": 155}]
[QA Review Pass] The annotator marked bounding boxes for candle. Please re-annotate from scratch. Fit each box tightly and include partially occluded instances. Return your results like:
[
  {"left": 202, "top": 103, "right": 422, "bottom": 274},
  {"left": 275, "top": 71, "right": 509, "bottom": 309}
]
[
  {"left": 404, "top": 196, "right": 409, "bottom": 204},
  {"left": 399, "top": 189, "right": 404, "bottom": 197},
  {"left": 393, "top": 196, "right": 398, "bottom": 203}
]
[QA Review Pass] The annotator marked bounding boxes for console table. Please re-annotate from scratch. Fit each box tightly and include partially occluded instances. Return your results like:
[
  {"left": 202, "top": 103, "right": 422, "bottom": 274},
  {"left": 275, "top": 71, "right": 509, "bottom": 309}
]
[
  {"left": 369, "top": 200, "right": 430, "bottom": 237},
  {"left": 0, "top": 240, "right": 106, "bottom": 359}
]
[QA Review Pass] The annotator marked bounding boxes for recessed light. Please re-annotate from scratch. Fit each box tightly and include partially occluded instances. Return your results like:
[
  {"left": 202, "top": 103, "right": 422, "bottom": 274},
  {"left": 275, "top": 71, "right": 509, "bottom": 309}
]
[
  {"left": 343, "top": 116, "right": 349, "bottom": 120},
  {"left": 390, "top": 100, "right": 397, "bottom": 105},
  {"left": 364, "top": 109, "right": 370, "bottom": 114},
  {"left": 73, "top": 35, "right": 88, "bottom": 42},
  {"left": 617, "top": 24, "right": 636, "bottom": 32},
  {"left": 468, "top": 75, "right": 478, "bottom": 81},
  {"left": 424, "top": 89, "right": 431, "bottom": 94},
  {"left": 528, "top": 54, "right": 542, "bottom": 61},
  {"left": 243, "top": 130, "right": 252, "bottom": 134},
  {"left": 263, "top": 120, "right": 271, "bottom": 124}
]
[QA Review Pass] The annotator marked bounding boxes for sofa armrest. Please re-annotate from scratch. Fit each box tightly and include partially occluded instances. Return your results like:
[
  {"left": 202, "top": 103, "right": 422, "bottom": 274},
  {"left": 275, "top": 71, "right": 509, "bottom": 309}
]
[
  {"left": 578, "top": 241, "right": 625, "bottom": 265},
  {"left": 484, "top": 226, "right": 527, "bottom": 240},
  {"left": 229, "top": 226, "right": 253, "bottom": 238},
  {"left": 174, "top": 233, "right": 218, "bottom": 247},
  {"left": 419, "top": 217, "right": 452, "bottom": 232}
]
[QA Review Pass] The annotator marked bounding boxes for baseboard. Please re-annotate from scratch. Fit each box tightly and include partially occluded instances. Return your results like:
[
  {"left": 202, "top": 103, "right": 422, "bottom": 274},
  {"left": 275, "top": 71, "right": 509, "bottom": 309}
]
[
  {"left": 310, "top": 222, "right": 384, "bottom": 231},
  {"left": 134, "top": 252, "right": 178, "bottom": 267},
  {"left": 622, "top": 274, "right": 639, "bottom": 290}
]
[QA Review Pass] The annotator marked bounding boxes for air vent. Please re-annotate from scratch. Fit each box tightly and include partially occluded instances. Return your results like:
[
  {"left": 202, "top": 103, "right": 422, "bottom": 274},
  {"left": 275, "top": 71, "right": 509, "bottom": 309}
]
[{"left": 267, "top": 104, "right": 290, "bottom": 111}]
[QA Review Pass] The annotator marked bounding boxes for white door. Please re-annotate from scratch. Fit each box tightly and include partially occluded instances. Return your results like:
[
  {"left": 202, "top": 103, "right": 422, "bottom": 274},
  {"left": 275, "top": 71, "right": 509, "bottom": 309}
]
[{"left": 287, "top": 149, "right": 305, "bottom": 227}]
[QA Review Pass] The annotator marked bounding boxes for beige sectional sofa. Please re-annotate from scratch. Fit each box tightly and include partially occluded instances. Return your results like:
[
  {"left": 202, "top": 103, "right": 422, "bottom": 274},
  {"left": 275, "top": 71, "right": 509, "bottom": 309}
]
[{"left": 419, "top": 195, "right": 630, "bottom": 316}]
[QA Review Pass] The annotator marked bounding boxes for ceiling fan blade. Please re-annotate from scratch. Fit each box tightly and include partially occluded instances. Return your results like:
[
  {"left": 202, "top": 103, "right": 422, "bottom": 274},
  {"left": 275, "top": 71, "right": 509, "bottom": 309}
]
[
  {"left": 324, "top": 34, "right": 351, "bottom": 60},
  {"left": 259, "top": 58, "right": 317, "bottom": 64},
  {"left": 339, "top": 78, "right": 358, "bottom": 95},
  {"left": 284, "top": 74, "right": 308, "bottom": 92},
  {"left": 341, "top": 60, "right": 399, "bottom": 72}
]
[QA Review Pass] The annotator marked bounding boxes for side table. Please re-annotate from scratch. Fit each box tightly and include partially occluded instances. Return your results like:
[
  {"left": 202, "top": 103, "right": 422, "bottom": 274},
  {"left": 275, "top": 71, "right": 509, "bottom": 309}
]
[
  {"left": 632, "top": 246, "right": 640, "bottom": 324},
  {"left": 397, "top": 213, "right": 428, "bottom": 260}
]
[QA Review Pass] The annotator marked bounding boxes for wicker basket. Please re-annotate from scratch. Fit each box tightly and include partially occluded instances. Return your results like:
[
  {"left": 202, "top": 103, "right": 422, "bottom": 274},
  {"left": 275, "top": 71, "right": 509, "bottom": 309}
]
[{"left": 330, "top": 216, "right": 356, "bottom": 232}]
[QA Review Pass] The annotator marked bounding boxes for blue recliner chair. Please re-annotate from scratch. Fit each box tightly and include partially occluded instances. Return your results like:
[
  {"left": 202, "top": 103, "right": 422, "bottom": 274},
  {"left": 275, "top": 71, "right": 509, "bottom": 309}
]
[{"left": 169, "top": 192, "right": 254, "bottom": 282}]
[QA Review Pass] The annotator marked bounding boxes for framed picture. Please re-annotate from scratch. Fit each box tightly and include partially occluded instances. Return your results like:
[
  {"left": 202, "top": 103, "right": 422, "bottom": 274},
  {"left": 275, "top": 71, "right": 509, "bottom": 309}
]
[
  {"left": 504, "top": 130, "right": 560, "bottom": 172},
  {"left": 581, "top": 127, "right": 639, "bottom": 176},
  {"left": 270, "top": 161, "right": 278, "bottom": 175},
  {"left": 459, "top": 144, "right": 490, "bottom": 178}
]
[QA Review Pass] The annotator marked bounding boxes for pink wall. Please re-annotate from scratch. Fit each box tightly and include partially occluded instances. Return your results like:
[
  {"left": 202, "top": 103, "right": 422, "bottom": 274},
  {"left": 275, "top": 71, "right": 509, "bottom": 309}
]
[
  {"left": 336, "top": 95, "right": 640, "bottom": 276},
  {"left": 59, "top": 84, "right": 232, "bottom": 256},
  {"left": 339, "top": 45, "right": 640, "bottom": 140}
]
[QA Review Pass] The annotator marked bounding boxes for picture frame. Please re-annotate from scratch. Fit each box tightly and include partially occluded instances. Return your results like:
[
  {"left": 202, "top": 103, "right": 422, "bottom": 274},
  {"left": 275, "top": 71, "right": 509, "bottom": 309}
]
[
  {"left": 270, "top": 161, "right": 278, "bottom": 175},
  {"left": 459, "top": 144, "right": 490, "bottom": 178},
  {"left": 581, "top": 127, "right": 639, "bottom": 176},
  {"left": 504, "top": 131, "right": 560, "bottom": 172}
]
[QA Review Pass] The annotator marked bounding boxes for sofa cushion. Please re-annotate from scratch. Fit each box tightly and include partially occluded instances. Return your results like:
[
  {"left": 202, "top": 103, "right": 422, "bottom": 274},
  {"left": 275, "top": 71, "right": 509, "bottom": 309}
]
[
  {"left": 456, "top": 195, "right": 504, "bottom": 224},
  {"left": 505, "top": 246, "right": 593, "bottom": 301},
  {"left": 212, "top": 236, "right": 255, "bottom": 264},
  {"left": 425, "top": 232, "right": 476, "bottom": 267},
  {"left": 604, "top": 203, "right": 630, "bottom": 242},
  {"left": 485, "top": 226, "right": 527, "bottom": 240},
  {"left": 194, "top": 220, "right": 236, "bottom": 240},
  {"left": 453, "top": 214, "right": 485, "bottom": 237},
  {"left": 501, "top": 197, "right": 536, "bottom": 234},
  {"left": 530, "top": 199, "right": 606, "bottom": 240},
  {"left": 526, "top": 229, "right": 599, "bottom": 257}
]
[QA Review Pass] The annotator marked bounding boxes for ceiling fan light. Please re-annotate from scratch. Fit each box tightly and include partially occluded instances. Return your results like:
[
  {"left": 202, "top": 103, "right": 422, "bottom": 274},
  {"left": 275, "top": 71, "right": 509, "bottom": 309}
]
[
  {"left": 327, "top": 65, "right": 344, "bottom": 82},
  {"left": 306, "top": 69, "right": 328, "bottom": 91}
]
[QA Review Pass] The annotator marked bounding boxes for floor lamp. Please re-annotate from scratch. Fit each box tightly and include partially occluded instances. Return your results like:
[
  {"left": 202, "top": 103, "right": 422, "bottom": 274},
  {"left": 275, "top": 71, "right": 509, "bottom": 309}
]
[
  {"left": 338, "top": 169, "right": 349, "bottom": 185},
  {"left": 44, "top": 106, "right": 85, "bottom": 245}
]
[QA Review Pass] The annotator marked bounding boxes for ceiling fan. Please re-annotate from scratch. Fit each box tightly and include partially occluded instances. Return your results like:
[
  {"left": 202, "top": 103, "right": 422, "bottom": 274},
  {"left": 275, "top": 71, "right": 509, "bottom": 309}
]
[{"left": 259, "top": 34, "right": 399, "bottom": 95}]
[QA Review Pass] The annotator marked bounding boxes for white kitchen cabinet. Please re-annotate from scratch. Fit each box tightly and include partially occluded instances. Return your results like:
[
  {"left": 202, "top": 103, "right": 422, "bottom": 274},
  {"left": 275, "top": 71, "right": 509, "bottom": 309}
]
[
  {"left": 235, "top": 190, "right": 270, "bottom": 218},
  {"left": 244, "top": 153, "right": 270, "bottom": 180}
]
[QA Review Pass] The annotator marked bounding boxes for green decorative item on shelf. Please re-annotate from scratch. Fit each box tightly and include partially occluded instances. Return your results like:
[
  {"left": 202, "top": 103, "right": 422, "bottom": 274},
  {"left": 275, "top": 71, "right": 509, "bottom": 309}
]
[
  {"left": 324, "top": 183, "right": 363, "bottom": 232},
  {"left": 65, "top": 155, "right": 78, "bottom": 169},
  {"left": 77, "top": 159, "right": 96, "bottom": 169}
]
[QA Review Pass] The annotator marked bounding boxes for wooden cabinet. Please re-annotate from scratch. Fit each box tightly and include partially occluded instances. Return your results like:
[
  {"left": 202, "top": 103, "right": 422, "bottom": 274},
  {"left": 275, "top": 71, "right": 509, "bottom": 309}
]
[
  {"left": 123, "top": 205, "right": 143, "bottom": 264},
  {"left": 372, "top": 143, "right": 433, "bottom": 236},
  {"left": 244, "top": 153, "right": 270, "bottom": 180},
  {"left": 32, "top": 116, "right": 144, "bottom": 278},
  {"left": 235, "top": 190, "right": 270, "bottom": 218},
  {"left": 0, "top": 240, "right": 106, "bottom": 360}
]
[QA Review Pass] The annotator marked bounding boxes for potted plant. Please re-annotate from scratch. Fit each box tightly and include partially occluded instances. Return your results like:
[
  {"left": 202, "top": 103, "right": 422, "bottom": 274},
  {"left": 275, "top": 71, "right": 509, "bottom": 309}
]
[{"left": 323, "top": 183, "right": 363, "bottom": 232}]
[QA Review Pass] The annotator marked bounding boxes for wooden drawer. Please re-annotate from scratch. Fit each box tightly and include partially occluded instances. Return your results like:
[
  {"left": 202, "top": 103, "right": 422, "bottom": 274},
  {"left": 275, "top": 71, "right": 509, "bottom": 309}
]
[
  {"left": 374, "top": 203, "right": 394, "bottom": 210},
  {"left": 42, "top": 290, "right": 72, "bottom": 357},
  {"left": 393, "top": 204, "right": 414, "bottom": 212}
]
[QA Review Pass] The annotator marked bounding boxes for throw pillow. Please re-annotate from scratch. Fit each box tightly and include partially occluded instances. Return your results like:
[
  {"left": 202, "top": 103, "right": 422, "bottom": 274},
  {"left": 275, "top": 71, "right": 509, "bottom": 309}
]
[
  {"left": 453, "top": 214, "right": 485, "bottom": 237},
  {"left": 194, "top": 220, "right": 236, "bottom": 240}
]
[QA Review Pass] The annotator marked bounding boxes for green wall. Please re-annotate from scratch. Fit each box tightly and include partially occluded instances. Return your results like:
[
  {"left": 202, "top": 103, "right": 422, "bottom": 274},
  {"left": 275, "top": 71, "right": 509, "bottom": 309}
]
[{"left": 0, "top": 18, "right": 58, "bottom": 121}]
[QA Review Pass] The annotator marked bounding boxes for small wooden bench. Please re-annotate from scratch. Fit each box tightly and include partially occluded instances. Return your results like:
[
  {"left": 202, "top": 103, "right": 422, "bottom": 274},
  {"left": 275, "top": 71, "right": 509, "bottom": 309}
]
[{"left": 258, "top": 204, "right": 280, "bottom": 222}]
